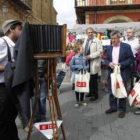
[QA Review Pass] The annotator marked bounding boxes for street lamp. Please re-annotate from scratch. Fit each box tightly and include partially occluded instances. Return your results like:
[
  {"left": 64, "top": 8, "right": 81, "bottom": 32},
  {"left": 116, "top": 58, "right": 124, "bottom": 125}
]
[{"left": 2, "top": 4, "right": 8, "bottom": 13}]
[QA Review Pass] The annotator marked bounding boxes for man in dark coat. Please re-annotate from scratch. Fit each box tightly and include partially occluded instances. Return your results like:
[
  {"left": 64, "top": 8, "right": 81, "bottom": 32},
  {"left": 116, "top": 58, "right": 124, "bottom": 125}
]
[
  {"left": 0, "top": 19, "right": 22, "bottom": 140},
  {"left": 105, "top": 30, "right": 134, "bottom": 118}
]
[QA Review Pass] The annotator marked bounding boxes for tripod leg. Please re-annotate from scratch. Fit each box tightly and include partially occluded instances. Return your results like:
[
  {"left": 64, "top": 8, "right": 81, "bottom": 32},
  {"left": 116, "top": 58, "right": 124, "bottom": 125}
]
[
  {"left": 50, "top": 59, "right": 60, "bottom": 140},
  {"left": 52, "top": 96, "right": 59, "bottom": 140},
  {"left": 48, "top": 96, "right": 55, "bottom": 136},
  {"left": 27, "top": 62, "right": 40, "bottom": 140},
  {"left": 53, "top": 58, "right": 66, "bottom": 140}
]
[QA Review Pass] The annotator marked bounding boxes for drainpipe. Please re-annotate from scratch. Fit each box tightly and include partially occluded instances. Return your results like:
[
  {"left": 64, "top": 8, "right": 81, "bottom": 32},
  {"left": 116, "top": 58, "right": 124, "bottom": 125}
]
[
  {"left": 94, "top": 0, "right": 97, "bottom": 24},
  {"left": 50, "top": 0, "right": 53, "bottom": 23},
  {"left": 41, "top": 0, "right": 42, "bottom": 20},
  {"left": 94, "top": 12, "right": 97, "bottom": 24}
]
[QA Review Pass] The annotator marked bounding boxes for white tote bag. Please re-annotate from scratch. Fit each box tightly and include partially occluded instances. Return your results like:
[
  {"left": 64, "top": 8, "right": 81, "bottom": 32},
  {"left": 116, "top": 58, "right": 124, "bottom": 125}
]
[
  {"left": 75, "top": 71, "right": 90, "bottom": 93},
  {"left": 111, "top": 65, "right": 127, "bottom": 98},
  {"left": 128, "top": 81, "right": 140, "bottom": 106}
]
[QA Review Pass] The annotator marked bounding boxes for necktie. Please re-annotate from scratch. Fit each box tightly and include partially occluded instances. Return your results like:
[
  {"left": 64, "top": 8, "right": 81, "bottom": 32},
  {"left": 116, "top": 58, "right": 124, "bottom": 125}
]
[{"left": 85, "top": 39, "right": 90, "bottom": 56}]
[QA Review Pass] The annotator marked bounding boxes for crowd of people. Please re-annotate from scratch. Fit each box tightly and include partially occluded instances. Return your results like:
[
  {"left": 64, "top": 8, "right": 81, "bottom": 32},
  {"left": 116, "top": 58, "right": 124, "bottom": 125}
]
[
  {"left": 0, "top": 18, "right": 140, "bottom": 139},
  {"left": 65, "top": 27, "right": 140, "bottom": 119}
]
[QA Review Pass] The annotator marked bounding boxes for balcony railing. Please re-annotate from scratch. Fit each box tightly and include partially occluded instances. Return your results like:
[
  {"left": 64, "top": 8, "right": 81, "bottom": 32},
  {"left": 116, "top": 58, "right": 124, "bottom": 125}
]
[
  {"left": 20, "top": 0, "right": 32, "bottom": 8},
  {"left": 75, "top": 0, "right": 140, "bottom": 6}
]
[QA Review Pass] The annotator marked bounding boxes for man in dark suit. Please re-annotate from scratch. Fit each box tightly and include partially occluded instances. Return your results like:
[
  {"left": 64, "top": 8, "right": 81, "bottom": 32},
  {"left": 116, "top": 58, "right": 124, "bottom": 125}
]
[{"left": 105, "top": 30, "right": 134, "bottom": 118}]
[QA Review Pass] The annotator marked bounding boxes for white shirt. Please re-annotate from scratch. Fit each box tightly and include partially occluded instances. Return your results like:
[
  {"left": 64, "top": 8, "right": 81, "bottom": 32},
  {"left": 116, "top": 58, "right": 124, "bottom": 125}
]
[
  {"left": 0, "top": 36, "right": 15, "bottom": 83},
  {"left": 124, "top": 37, "right": 139, "bottom": 57}
]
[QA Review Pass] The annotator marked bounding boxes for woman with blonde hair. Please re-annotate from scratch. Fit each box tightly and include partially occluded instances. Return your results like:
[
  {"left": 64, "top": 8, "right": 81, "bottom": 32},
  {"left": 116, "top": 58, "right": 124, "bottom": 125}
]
[{"left": 66, "top": 42, "right": 82, "bottom": 66}]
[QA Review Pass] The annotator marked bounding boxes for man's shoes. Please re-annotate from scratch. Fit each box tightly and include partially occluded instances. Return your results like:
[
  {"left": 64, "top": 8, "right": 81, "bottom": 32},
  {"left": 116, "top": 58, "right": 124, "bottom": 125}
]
[
  {"left": 75, "top": 103, "right": 79, "bottom": 108},
  {"left": 118, "top": 112, "right": 125, "bottom": 118},
  {"left": 134, "top": 108, "right": 140, "bottom": 115},
  {"left": 34, "top": 119, "right": 40, "bottom": 123},
  {"left": 86, "top": 93, "right": 92, "bottom": 97},
  {"left": 57, "top": 88, "right": 61, "bottom": 94},
  {"left": 24, "top": 126, "right": 30, "bottom": 133},
  {"left": 105, "top": 108, "right": 117, "bottom": 114},
  {"left": 81, "top": 102, "right": 88, "bottom": 106},
  {"left": 90, "top": 96, "right": 98, "bottom": 101}
]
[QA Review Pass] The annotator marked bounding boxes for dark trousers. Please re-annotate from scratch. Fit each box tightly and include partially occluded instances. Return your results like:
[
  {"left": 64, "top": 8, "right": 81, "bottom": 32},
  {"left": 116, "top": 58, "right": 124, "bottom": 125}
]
[
  {"left": 108, "top": 79, "right": 127, "bottom": 112},
  {"left": 75, "top": 92, "right": 84, "bottom": 102},
  {"left": 0, "top": 84, "right": 19, "bottom": 140},
  {"left": 32, "top": 78, "right": 47, "bottom": 122},
  {"left": 90, "top": 74, "right": 98, "bottom": 97},
  {"left": 73, "top": 83, "right": 85, "bottom": 102},
  {"left": 130, "top": 60, "right": 136, "bottom": 91}
]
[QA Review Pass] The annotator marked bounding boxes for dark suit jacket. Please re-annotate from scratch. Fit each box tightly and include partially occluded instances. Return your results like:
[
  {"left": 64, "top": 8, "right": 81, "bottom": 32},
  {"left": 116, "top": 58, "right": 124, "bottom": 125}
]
[{"left": 105, "top": 42, "right": 134, "bottom": 82}]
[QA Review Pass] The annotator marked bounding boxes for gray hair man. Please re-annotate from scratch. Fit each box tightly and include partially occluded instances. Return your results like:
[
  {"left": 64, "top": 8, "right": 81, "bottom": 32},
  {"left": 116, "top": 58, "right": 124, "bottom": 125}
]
[
  {"left": 124, "top": 28, "right": 138, "bottom": 56},
  {"left": 83, "top": 27, "right": 102, "bottom": 101},
  {"left": 124, "top": 28, "right": 139, "bottom": 91},
  {"left": 105, "top": 30, "right": 134, "bottom": 118}
]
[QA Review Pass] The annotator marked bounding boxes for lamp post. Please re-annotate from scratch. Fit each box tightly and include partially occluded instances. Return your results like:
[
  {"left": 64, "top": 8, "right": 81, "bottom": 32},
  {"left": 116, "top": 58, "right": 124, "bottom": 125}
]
[{"left": 2, "top": 4, "right": 8, "bottom": 15}]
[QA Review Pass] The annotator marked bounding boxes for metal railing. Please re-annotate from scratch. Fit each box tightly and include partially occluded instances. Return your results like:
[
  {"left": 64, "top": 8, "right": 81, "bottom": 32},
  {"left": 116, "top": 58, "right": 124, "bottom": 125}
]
[
  {"left": 75, "top": 0, "right": 140, "bottom": 6},
  {"left": 20, "top": 0, "right": 32, "bottom": 8}
]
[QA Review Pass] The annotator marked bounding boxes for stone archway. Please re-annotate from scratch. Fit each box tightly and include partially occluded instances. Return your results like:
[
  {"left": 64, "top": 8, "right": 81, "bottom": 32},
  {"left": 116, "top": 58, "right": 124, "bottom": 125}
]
[{"left": 103, "top": 15, "right": 134, "bottom": 23}]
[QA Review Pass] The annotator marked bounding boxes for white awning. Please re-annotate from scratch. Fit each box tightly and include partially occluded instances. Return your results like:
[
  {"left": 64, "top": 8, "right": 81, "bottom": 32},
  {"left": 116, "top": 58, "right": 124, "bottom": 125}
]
[{"left": 69, "top": 22, "right": 140, "bottom": 35}]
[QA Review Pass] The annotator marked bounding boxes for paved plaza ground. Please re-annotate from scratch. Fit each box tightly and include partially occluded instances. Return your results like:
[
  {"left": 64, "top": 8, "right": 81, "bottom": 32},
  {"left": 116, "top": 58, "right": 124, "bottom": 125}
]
[{"left": 16, "top": 65, "right": 140, "bottom": 140}]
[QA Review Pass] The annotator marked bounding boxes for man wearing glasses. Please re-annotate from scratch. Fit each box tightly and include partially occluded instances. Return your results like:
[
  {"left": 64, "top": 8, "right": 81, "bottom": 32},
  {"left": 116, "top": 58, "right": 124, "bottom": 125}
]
[{"left": 83, "top": 27, "right": 102, "bottom": 101}]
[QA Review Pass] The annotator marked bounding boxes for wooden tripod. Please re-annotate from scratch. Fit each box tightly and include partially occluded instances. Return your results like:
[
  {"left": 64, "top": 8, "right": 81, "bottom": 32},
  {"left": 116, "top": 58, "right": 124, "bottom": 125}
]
[{"left": 27, "top": 58, "right": 66, "bottom": 140}]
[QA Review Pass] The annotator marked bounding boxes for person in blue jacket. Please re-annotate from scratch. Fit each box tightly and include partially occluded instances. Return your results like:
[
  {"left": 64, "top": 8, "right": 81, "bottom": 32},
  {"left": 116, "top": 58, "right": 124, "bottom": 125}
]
[{"left": 70, "top": 45, "right": 89, "bottom": 108}]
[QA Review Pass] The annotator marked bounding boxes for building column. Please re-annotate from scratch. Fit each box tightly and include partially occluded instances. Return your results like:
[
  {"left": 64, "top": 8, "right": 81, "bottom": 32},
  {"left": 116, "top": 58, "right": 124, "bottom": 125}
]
[
  {"left": 106, "top": 0, "right": 110, "bottom": 5},
  {"left": 128, "top": 0, "right": 132, "bottom": 4},
  {"left": 85, "top": 13, "right": 89, "bottom": 24}
]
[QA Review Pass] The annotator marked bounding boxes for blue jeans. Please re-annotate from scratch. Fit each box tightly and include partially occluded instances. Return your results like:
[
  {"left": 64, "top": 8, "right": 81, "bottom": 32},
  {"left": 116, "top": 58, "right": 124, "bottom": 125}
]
[
  {"left": 32, "top": 78, "right": 47, "bottom": 122},
  {"left": 108, "top": 78, "right": 127, "bottom": 112}
]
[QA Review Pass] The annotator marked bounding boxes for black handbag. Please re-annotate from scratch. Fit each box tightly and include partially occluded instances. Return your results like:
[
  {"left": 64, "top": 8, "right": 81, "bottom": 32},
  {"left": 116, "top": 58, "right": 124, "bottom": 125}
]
[
  {"left": 57, "top": 70, "right": 66, "bottom": 89},
  {"left": 3, "top": 39, "right": 16, "bottom": 92}
]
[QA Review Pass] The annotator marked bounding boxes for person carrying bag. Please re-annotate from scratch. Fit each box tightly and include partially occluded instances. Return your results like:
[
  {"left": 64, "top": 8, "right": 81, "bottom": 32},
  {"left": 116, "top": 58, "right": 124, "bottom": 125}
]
[
  {"left": 105, "top": 30, "right": 134, "bottom": 118},
  {"left": 70, "top": 45, "right": 89, "bottom": 108}
]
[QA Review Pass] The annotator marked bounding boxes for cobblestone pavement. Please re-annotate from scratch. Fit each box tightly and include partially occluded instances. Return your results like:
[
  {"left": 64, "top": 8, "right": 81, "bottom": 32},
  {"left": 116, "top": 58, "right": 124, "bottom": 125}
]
[{"left": 17, "top": 64, "right": 140, "bottom": 140}]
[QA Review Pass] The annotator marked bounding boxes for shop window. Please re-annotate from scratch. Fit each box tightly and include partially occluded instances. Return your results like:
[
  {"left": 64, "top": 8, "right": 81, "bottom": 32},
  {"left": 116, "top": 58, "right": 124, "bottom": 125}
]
[{"left": 110, "top": 0, "right": 127, "bottom": 4}]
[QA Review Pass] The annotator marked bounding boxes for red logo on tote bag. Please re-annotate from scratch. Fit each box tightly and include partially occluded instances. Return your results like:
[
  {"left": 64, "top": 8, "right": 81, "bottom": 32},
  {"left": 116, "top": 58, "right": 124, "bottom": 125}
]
[
  {"left": 130, "top": 89, "right": 136, "bottom": 97},
  {"left": 76, "top": 82, "right": 86, "bottom": 87}
]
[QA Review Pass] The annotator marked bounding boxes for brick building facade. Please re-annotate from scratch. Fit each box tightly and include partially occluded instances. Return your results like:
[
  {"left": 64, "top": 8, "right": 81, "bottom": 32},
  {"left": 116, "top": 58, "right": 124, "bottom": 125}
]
[
  {"left": 0, "top": 0, "right": 57, "bottom": 30},
  {"left": 75, "top": 0, "right": 140, "bottom": 24}
]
